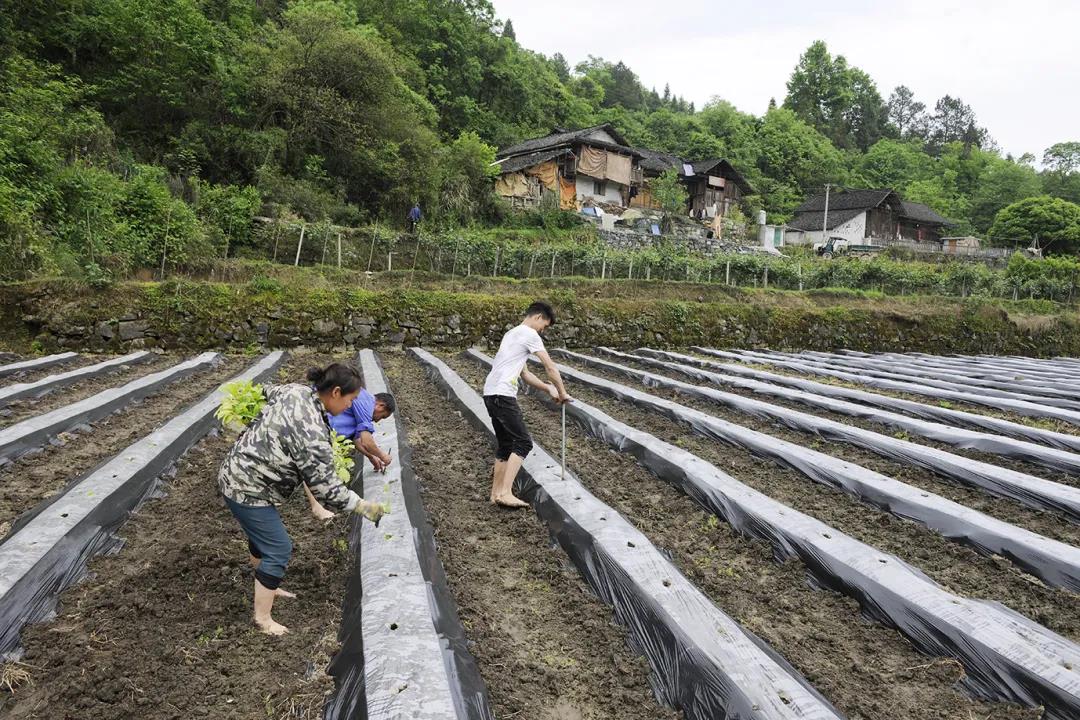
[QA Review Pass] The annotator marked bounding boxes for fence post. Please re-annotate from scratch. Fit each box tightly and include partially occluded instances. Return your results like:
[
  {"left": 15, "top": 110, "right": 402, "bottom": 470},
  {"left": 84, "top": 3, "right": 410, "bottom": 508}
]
[
  {"left": 366, "top": 224, "right": 378, "bottom": 271},
  {"left": 493, "top": 246, "right": 500, "bottom": 277},
  {"left": 451, "top": 239, "right": 459, "bottom": 280},
  {"left": 725, "top": 260, "right": 730, "bottom": 286},
  {"left": 550, "top": 252, "right": 557, "bottom": 278},
  {"left": 601, "top": 257, "right": 607, "bottom": 280},
  {"left": 336, "top": 233, "right": 342, "bottom": 268},
  {"left": 387, "top": 251, "right": 392, "bottom": 272},
  {"left": 628, "top": 258, "right": 633, "bottom": 279},
  {"left": 646, "top": 265, "right": 651, "bottom": 280},
  {"left": 763, "top": 265, "right": 769, "bottom": 288},
  {"left": 294, "top": 223, "right": 306, "bottom": 266},
  {"left": 798, "top": 264, "right": 803, "bottom": 291},
  {"left": 529, "top": 253, "right": 536, "bottom": 278}
]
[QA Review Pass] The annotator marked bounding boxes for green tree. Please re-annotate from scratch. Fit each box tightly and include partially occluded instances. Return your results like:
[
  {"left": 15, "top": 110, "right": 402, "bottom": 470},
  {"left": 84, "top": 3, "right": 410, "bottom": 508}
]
[
  {"left": 927, "top": 95, "right": 987, "bottom": 154},
  {"left": 650, "top": 168, "right": 688, "bottom": 227},
  {"left": 968, "top": 157, "right": 1042, "bottom": 233},
  {"left": 1042, "top": 142, "right": 1080, "bottom": 205},
  {"left": 855, "top": 139, "right": 933, "bottom": 190},
  {"left": 755, "top": 107, "right": 846, "bottom": 218},
  {"left": 436, "top": 131, "right": 499, "bottom": 224},
  {"left": 784, "top": 40, "right": 886, "bottom": 151},
  {"left": 988, "top": 196, "right": 1080, "bottom": 254},
  {"left": 1043, "top": 142, "right": 1080, "bottom": 174},
  {"left": 885, "top": 85, "right": 928, "bottom": 140}
]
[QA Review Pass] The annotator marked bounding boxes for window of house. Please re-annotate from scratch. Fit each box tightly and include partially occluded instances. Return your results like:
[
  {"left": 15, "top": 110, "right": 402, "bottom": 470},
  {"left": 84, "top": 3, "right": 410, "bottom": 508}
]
[{"left": 593, "top": 179, "right": 607, "bottom": 196}]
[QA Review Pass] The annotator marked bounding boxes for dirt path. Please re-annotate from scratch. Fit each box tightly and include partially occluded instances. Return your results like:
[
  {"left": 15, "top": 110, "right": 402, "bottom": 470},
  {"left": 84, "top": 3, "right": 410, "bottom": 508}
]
[
  {"left": 569, "top": 355, "right": 1080, "bottom": 549},
  {"left": 0, "top": 352, "right": 355, "bottom": 720},
  {"left": 447, "top": 354, "right": 1039, "bottom": 720},
  {"left": 0, "top": 357, "right": 246, "bottom": 538},
  {"left": 0, "top": 354, "right": 174, "bottom": 429},
  {"left": 382, "top": 353, "right": 681, "bottom": 720}
]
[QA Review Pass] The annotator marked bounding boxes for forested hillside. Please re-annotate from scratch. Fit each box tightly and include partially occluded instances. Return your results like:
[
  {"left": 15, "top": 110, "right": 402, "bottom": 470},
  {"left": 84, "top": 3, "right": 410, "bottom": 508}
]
[{"left": 3, "top": 0, "right": 1080, "bottom": 281}]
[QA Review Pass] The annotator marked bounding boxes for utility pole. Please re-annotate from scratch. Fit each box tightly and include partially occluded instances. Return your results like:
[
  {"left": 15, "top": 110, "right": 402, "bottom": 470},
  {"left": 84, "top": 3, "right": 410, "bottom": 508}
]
[{"left": 821, "top": 183, "right": 833, "bottom": 241}]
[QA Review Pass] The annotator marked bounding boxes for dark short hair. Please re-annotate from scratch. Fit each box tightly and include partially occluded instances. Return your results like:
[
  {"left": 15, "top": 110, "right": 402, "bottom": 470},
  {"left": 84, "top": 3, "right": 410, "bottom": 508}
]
[
  {"left": 524, "top": 301, "right": 555, "bottom": 325},
  {"left": 306, "top": 363, "right": 363, "bottom": 395},
  {"left": 374, "top": 392, "right": 396, "bottom": 415}
]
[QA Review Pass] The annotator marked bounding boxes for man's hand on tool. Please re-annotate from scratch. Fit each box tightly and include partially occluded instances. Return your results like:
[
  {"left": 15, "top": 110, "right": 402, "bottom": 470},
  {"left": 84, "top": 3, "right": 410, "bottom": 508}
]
[{"left": 547, "top": 384, "right": 573, "bottom": 404}]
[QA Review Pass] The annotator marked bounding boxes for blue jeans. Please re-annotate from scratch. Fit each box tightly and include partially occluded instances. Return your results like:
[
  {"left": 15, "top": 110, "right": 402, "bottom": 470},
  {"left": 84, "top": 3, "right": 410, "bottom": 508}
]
[{"left": 225, "top": 497, "right": 292, "bottom": 590}]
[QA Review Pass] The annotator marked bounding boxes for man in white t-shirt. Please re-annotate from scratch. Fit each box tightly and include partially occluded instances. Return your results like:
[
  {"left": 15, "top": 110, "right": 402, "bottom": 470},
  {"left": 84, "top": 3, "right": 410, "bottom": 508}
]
[{"left": 482, "top": 301, "right": 572, "bottom": 508}]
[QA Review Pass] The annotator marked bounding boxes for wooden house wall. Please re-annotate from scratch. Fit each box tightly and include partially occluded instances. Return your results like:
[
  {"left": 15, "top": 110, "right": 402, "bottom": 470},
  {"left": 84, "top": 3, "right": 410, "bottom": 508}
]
[
  {"left": 899, "top": 220, "right": 945, "bottom": 243},
  {"left": 865, "top": 206, "right": 899, "bottom": 239},
  {"left": 688, "top": 178, "right": 743, "bottom": 217}
]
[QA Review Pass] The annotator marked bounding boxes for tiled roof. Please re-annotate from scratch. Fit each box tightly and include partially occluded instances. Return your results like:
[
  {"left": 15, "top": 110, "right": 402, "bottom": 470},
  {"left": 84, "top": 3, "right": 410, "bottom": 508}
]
[{"left": 497, "top": 124, "right": 631, "bottom": 158}]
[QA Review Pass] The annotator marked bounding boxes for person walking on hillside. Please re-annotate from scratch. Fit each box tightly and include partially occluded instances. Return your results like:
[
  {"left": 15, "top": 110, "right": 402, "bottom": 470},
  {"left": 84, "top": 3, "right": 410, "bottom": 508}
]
[
  {"left": 304, "top": 387, "right": 397, "bottom": 521},
  {"left": 483, "top": 301, "right": 572, "bottom": 508},
  {"left": 407, "top": 202, "right": 422, "bottom": 233},
  {"left": 218, "top": 363, "right": 387, "bottom": 635}
]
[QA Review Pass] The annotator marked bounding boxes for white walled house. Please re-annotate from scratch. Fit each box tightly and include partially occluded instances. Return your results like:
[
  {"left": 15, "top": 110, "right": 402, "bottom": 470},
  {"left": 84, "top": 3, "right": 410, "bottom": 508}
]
[{"left": 785, "top": 189, "right": 951, "bottom": 247}]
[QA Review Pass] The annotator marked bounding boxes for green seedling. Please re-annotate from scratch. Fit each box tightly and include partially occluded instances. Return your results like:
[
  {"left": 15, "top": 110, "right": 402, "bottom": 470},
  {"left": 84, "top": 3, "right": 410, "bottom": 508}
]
[
  {"left": 215, "top": 380, "right": 265, "bottom": 431},
  {"left": 330, "top": 431, "right": 355, "bottom": 482}
]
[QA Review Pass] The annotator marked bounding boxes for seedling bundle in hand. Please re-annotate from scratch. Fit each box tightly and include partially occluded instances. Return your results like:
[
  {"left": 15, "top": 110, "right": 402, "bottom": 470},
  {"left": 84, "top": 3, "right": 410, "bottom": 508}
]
[{"left": 216, "top": 380, "right": 356, "bottom": 477}]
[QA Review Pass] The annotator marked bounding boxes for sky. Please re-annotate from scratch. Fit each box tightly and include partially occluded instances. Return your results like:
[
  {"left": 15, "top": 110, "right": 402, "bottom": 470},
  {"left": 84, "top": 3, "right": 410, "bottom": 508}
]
[{"left": 489, "top": 0, "right": 1080, "bottom": 161}]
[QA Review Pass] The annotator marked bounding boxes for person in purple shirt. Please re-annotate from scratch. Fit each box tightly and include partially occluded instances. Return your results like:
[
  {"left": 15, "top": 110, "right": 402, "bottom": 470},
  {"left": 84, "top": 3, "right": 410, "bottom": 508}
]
[{"left": 302, "top": 387, "right": 396, "bottom": 520}]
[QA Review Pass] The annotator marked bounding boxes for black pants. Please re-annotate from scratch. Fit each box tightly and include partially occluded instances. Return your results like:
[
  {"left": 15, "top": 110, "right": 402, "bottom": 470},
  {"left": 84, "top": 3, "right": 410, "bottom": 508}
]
[{"left": 484, "top": 395, "right": 533, "bottom": 461}]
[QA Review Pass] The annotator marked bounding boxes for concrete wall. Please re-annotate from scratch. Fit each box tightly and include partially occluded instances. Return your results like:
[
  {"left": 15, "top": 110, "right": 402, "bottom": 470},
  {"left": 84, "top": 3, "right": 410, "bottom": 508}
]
[
  {"left": 793, "top": 212, "right": 868, "bottom": 246},
  {"left": 576, "top": 174, "right": 626, "bottom": 205}
]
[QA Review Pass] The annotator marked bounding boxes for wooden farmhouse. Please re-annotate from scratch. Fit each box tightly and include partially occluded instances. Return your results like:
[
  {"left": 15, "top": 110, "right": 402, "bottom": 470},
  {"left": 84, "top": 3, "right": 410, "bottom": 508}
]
[
  {"left": 785, "top": 189, "right": 953, "bottom": 246},
  {"left": 493, "top": 125, "right": 753, "bottom": 225},
  {"left": 493, "top": 124, "right": 636, "bottom": 210}
]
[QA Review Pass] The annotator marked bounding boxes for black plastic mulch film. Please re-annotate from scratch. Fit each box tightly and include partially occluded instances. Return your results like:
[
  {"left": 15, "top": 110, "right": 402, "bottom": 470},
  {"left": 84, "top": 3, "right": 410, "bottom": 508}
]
[
  {"left": 0, "top": 352, "right": 78, "bottom": 379},
  {"left": 324, "top": 350, "right": 492, "bottom": 720},
  {"left": 793, "top": 351, "right": 1080, "bottom": 403},
  {"left": 766, "top": 351, "right": 1080, "bottom": 411},
  {"left": 413, "top": 347, "right": 844, "bottom": 720},
  {"left": 695, "top": 347, "right": 1080, "bottom": 427},
  {"left": 611, "top": 348, "right": 1080, "bottom": 476},
  {"left": 573, "top": 349, "right": 1080, "bottom": 592},
  {"left": 0, "top": 352, "right": 285, "bottom": 658},
  {"left": 635, "top": 348, "right": 1080, "bottom": 454},
  {"left": 493, "top": 349, "right": 1080, "bottom": 719},
  {"left": 579, "top": 349, "right": 1080, "bottom": 523},
  {"left": 0, "top": 351, "right": 153, "bottom": 406},
  {"left": 0, "top": 352, "right": 221, "bottom": 464},
  {"left": 833, "top": 352, "right": 1080, "bottom": 390}
]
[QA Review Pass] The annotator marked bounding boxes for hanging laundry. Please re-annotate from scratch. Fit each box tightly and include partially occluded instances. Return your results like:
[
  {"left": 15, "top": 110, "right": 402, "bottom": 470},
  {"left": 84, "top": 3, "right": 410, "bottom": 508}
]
[
  {"left": 578, "top": 145, "right": 607, "bottom": 178},
  {"left": 605, "top": 152, "right": 632, "bottom": 186},
  {"left": 559, "top": 176, "right": 577, "bottom": 210},
  {"left": 495, "top": 172, "right": 530, "bottom": 198},
  {"left": 525, "top": 161, "right": 559, "bottom": 191}
]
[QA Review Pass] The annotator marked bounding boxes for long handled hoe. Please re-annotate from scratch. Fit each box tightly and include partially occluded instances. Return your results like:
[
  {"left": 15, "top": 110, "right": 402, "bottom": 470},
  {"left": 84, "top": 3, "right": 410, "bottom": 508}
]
[{"left": 561, "top": 403, "right": 567, "bottom": 482}]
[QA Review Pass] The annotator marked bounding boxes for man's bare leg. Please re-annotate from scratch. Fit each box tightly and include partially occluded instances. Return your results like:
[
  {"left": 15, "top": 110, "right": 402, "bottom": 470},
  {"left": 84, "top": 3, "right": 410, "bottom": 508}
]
[
  {"left": 490, "top": 459, "right": 506, "bottom": 503},
  {"left": 493, "top": 453, "right": 528, "bottom": 508},
  {"left": 303, "top": 483, "right": 336, "bottom": 521}
]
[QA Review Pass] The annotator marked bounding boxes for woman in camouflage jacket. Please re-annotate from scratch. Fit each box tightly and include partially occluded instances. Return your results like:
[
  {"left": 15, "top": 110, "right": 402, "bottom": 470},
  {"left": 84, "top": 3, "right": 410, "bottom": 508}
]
[{"left": 219, "top": 362, "right": 386, "bottom": 635}]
